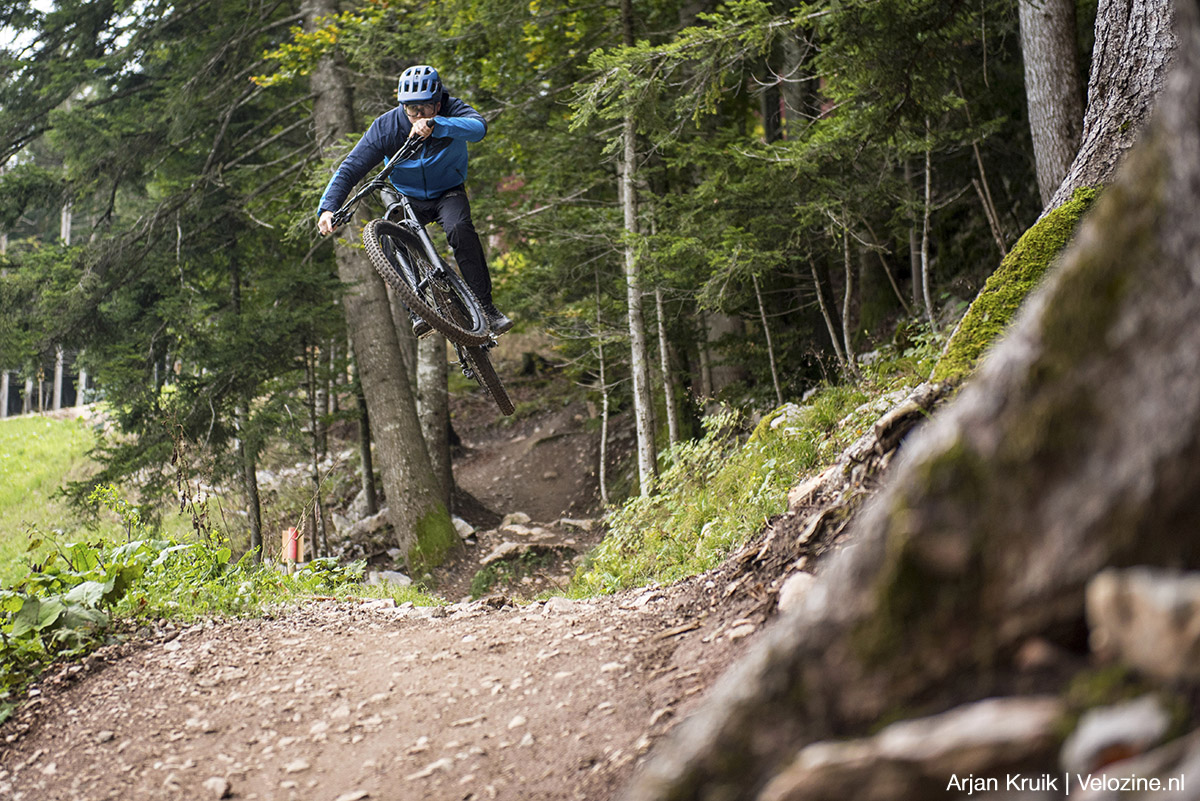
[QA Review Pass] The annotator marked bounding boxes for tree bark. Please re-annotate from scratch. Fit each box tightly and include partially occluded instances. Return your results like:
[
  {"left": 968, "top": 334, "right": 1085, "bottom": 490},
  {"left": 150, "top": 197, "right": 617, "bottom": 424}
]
[
  {"left": 304, "top": 344, "right": 330, "bottom": 557},
  {"left": 416, "top": 335, "right": 452, "bottom": 509},
  {"left": 920, "top": 122, "right": 938, "bottom": 333},
  {"left": 751, "top": 273, "right": 783, "bottom": 406},
  {"left": 809, "top": 261, "right": 850, "bottom": 380},
  {"left": 695, "top": 312, "right": 714, "bottom": 399},
  {"left": 702, "top": 311, "right": 748, "bottom": 397},
  {"left": 351, "top": 351, "right": 378, "bottom": 517},
  {"left": 314, "top": 344, "right": 328, "bottom": 459},
  {"left": 1018, "top": 0, "right": 1084, "bottom": 207},
  {"left": 236, "top": 399, "right": 263, "bottom": 562},
  {"left": 839, "top": 224, "right": 861, "bottom": 380},
  {"left": 305, "top": 0, "right": 456, "bottom": 569},
  {"left": 621, "top": 0, "right": 658, "bottom": 496},
  {"left": 654, "top": 288, "right": 680, "bottom": 446},
  {"left": 230, "top": 249, "right": 262, "bottom": 561},
  {"left": 388, "top": 291, "right": 419, "bottom": 392},
  {"left": 621, "top": 1, "right": 1200, "bottom": 796},
  {"left": 1046, "top": 0, "right": 1176, "bottom": 210},
  {"left": 52, "top": 346, "right": 63, "bottom": 411},
  {"left": 904, "top": 159, "right": 923, "bottom": 313},
  {"left": 327, "top": 339, "right": 339, "bottom": 416},
  {"left": 596, "top": 272, "right": 611, "bottom": 508}
]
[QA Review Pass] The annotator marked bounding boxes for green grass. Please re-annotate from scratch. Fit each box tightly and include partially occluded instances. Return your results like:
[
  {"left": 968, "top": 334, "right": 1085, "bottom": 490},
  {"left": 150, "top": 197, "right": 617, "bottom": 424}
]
[
  {"left": 569, "top": 333, "right": 943, "bottom": 597},
  {"left": 569, "top": 400, "right": 850, "bottom": 596},
  {"left": 0, "top": 414, "right": 99, "bottom": 584},
  {"left": 0, "top": 412, "right": 199, "bottom": 585},
  {"left": 0, "top": 469, "right": 443, "bottom": 722}
]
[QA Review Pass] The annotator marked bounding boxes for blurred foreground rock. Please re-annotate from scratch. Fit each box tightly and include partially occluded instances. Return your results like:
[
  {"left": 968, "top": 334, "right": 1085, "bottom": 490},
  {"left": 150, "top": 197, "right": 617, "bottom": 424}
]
[{"left": 621, "top": 6, "right": 1200, "bottom": 799}]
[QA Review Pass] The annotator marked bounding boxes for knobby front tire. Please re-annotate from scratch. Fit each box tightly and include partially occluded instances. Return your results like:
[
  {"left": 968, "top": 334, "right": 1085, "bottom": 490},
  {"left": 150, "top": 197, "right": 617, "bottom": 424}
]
[{"left": 362, "top": 219, "right": 490, "bottom": 347}]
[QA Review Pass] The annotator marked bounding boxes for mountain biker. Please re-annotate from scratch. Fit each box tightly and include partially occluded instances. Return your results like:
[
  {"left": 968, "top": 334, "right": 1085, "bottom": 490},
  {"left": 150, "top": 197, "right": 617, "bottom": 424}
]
[{"left": 317, "top": 65, "right": 513, "bottom": 337}]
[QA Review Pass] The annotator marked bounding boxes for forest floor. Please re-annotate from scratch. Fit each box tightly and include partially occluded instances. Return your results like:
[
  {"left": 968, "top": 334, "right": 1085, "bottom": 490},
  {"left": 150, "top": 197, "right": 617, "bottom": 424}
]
[{"left": 0, "top": 344, "right": 791, "bottom": 801}]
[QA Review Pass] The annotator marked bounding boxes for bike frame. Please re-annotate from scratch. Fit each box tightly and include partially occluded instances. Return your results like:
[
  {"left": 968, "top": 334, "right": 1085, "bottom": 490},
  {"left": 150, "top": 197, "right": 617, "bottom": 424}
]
[
  {"left": 329, "top": 135, "right": 513, "bottom": 414},
  {"left": 333, "top": 138, "right": 478, "bottom": 325},
  {"left": 380, "top": 191, "right": 459, "bottom": 294}
]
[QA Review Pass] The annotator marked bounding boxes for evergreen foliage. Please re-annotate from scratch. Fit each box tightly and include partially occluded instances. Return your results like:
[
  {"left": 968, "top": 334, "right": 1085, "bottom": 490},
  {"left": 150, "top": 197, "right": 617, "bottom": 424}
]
[{"left": 2, "top": 0, "right": 1084, "bottom": 576}]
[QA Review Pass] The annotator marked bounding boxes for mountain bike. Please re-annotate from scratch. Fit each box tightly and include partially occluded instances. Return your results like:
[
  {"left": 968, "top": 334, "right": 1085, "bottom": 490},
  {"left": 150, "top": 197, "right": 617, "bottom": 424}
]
[{"left": 328, "top": 136, "right": 514, "bottom": 416}]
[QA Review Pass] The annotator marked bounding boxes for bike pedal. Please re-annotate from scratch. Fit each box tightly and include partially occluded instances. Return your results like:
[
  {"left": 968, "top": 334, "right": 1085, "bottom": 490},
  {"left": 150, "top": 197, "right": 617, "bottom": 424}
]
[{"left": 412, "top": 318, "right": 433, "bottom": 339}]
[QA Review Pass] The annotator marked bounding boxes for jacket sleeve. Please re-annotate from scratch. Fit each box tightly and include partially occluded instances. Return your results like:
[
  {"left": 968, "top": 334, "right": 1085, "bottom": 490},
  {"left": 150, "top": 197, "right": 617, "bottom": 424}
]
[
  {"left": 431, "top": 96, "right": 487, "bottom": 143},
  {"left": 317, "top": 117, "right": 390, "bottom": 216}
]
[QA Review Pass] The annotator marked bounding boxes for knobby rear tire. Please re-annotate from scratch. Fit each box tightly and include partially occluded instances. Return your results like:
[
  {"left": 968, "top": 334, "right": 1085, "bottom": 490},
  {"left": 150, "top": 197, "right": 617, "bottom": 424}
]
[
  {"left": 362, "top": 219, "right": 490, "bottom": 347},
  {"left": 463, "top": 345, "right": 515, "bottom": 416}
]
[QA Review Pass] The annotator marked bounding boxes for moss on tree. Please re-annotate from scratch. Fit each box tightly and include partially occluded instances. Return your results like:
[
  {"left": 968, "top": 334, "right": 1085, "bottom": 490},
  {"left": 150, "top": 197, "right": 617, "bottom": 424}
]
[
  {"left": 405, "top": 504, "right": 459, "bottom": 574},
  {"left": 932, "top": 187, "right": 1102, "bottom": 383}
]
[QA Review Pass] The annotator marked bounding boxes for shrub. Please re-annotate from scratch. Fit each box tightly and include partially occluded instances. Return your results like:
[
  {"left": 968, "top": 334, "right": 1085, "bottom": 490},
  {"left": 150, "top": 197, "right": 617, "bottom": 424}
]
[{"left": 0, "top": 485, "right": 364, "bottom": 722}]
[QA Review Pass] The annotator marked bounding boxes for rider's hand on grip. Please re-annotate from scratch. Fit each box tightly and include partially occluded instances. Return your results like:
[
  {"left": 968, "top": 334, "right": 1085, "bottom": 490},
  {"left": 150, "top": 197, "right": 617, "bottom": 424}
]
[{"left": 318, "top": 210, "right": 338, "bottom": 236}]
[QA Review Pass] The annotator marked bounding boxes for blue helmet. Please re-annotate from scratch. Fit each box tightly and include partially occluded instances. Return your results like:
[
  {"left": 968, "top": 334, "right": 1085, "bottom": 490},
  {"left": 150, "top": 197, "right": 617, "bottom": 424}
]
[{"left": 397, "top": 65, "right": 442, "bottom": 104}]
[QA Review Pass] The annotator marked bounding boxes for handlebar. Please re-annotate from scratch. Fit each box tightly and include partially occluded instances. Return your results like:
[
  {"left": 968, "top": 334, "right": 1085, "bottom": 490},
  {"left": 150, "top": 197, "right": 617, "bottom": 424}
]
[{"left": 326, "top": 134, "right": 426, "bottom": 230}]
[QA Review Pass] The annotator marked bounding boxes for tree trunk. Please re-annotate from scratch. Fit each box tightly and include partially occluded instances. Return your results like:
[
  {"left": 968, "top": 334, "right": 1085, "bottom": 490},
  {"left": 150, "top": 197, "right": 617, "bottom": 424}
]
[
  {"left": 416, "top": 335, "right": 452, "bottom": 509},
  {"left": 1019, "top": 0, "right": 1084, "bottom": 207},
  {"left": 352, "top": 352, "right": 378, "bottom": 517},
  {"left": 389, "top": 291, "right": 419, "bottom": 392},
  {"left": 305, "top": 0, "right": 456, "bottom": 570},
  {"left": 236, "top": 399, "right": 263, "bottom": 562},
  {"left": 314, "top": 345, "right": 328, "bottom": 459},
  {"left": 52, "top": 346, "right": 63, "bottom": 411},
  {"left": 809, "top": 261, "right": 850, "bottom": 380},
  {"left": 1046, "top": 0, "right": 1176, "bottom": 211},
  {"left": 654, "top": 288, "right": 680, "bottom": 446},
  {"left": 54, "top": 200, "right": 70, "bottom": 412},
  {"left": 621, "top": 0, "right": 657, "bottom": 496},
  {"left": 304, "top": 344, "right": 330, "bottom": 558},
  {"left": 904, "top": 158, "right": 923, "bottom": 313},
  {"left": 327, "top": 339, "right": 339, "bottom": 416},
  {"left": 695, "top": 311, "right": 713, "bottom": 399},
  {"left": 620, "top": 1, "right": 1200, "bottom": 796},
  {"left": 596, "top": 273, "right": 611, "bottom": 508},
  {"left": 702, "top": 311, "right": 748, "bottom": 397},
  {"left": 230, "top": 250, "right": 262, "bottom": 561},
  {"left": 751, "top": 273, "right": 783, "bottom": 406},
  {"left": 780, "top": 33, "right": 814, "bottom": 138},
  {"left": 760, "top": 69, "right": 782, "bottom": 144},
  {"left": 920, "top": 123, "right": 938, "bottom": 333},
  {"left": 839, "top": 224, "right": 861, "bottom": 379}
]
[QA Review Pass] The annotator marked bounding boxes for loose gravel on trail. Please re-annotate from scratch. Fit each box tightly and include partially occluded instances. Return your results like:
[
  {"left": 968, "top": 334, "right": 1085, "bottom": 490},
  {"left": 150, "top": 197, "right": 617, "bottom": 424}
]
[{"left": 1, "top": 582, "right": 764, "bottom": 801}]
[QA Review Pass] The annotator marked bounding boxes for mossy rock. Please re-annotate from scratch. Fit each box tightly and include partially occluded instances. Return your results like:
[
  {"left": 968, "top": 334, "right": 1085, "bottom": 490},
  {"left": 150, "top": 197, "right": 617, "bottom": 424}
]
[{"left": 932, "top": 188, "right": 1101, "bottom": 383}]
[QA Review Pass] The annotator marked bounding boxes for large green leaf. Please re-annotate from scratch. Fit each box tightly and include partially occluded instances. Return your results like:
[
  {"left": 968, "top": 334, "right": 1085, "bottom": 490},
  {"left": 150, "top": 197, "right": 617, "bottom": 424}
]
[
  {"left": 64, "top": 579, "right": 113, "bottom": 607},
  {"left": 8, "top": 597, "right": 66, "bottom": 637}
]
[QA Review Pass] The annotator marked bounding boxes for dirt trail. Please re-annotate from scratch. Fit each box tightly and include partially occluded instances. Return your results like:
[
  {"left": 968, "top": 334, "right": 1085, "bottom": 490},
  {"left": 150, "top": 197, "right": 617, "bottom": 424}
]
[
  {"left": 1, "top": 367, "right": 775, "bottom": 800},
  {"left": 1, "top": 577, "right": 765, "bottom": 801}
]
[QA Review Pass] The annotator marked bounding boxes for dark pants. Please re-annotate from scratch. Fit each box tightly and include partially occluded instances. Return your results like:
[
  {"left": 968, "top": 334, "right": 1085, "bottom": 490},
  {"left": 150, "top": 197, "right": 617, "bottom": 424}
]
[{"left": 407, "top": 187, "right": 493, "bottom": 307}]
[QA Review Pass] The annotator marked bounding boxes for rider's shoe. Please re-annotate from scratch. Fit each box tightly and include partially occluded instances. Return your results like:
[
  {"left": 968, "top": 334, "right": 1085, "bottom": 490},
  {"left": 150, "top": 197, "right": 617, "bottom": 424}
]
[
  {"left": 411, "top": 316, "right": 433, "bottom": 339},
  {"left": 482, "top": 304, "right": 514, "bottom": 335}
]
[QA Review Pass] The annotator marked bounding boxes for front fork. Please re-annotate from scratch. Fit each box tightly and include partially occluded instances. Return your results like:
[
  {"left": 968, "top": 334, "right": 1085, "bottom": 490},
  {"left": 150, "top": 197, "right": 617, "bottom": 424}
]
[{"left": 452, "top": 339, "right": 497, "bottom": 382}]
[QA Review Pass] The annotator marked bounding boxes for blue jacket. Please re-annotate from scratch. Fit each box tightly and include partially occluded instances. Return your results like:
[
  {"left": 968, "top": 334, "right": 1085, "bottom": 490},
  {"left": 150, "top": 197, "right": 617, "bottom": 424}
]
[{"left": 318, "top": 92, "right": 486, "bottom": 213}]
